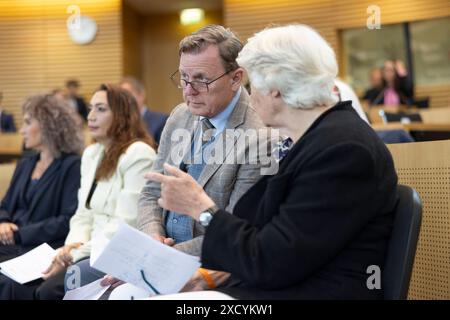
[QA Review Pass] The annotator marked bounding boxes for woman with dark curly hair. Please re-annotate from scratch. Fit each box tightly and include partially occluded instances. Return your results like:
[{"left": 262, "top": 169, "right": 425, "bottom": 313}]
[{"left": 0, "top": 94, "right": 83, "bottom": 265}]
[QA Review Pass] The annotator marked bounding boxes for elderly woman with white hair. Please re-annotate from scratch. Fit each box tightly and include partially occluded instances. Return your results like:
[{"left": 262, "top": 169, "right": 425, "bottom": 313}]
[{"left": 145, "top": 24, "right": 398, "bottom": 300}]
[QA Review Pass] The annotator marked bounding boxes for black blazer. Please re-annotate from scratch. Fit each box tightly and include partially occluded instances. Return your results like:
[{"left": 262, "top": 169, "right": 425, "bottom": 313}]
[
  {"left": 0, "top": 153, "right": 81, "bottom": 249},
  {"left": 201, "top": 101, "right": 398, "bottom": 299},
  {"left": 74, "top": 96, "right": 89, "bottom": 121},
  {"left": 0, "top": 111, "right": 16, "bottom": 132}
]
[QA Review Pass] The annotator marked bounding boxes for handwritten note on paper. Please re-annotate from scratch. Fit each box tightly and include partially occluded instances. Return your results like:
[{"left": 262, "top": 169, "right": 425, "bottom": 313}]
[
  {"left": 90, "top": 223, "right": 200, "bottom": 295},
  {"left": 0, "top": 243, "right": 56, "bottom": 284}
]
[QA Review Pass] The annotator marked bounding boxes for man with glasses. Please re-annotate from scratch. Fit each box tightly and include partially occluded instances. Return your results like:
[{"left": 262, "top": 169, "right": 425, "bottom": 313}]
[
  {"left": 138, "top": 23, "right": 267, "bottom": 245},
  {"left": 108, "top": 25, "right": 270, "bottom": 294}
]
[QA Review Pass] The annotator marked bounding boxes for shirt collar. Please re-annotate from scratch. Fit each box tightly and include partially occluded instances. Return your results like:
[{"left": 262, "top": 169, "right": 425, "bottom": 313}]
[
  {"left": 200, "top": 87, "right": 241, "bottom": 134},
  {"left": 141, "top": 106, "right": 149, "bottom": 117}
]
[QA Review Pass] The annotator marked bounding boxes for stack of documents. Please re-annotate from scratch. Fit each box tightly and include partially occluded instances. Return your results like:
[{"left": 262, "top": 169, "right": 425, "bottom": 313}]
[
  {"left": 90, "top": 223, "right": 201, "bottom": 295},
  {"left": 0, "top": 243, "right": 56, "bottom": 284},
  {"left": 63, "top": 279, "right": 111, "bottom": 300}
]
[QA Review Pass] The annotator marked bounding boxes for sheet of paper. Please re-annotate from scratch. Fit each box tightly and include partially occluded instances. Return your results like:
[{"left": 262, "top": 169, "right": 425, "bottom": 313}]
[
  {"left": 91, "top": 223, "right": 200, "bottom": 295},
  {"left": 63, "top": 278, "right": 111, "bottom": 300},
  {"left": 90, "top": 232, "right": 109, "bottom": 264},
  {"left": 0, "top": 243, "right": 56, "bottom": 284}
]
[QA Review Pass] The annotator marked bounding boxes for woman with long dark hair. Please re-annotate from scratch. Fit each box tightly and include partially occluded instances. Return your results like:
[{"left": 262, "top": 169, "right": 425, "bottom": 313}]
[{"left": 363, "top": 60, "right": 413, "bottom": 106}]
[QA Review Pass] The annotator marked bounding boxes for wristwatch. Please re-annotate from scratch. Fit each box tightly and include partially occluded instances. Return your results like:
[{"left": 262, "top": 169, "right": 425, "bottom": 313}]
[{"left": 199, "top": 205, "right": 220, "bottom": 227}]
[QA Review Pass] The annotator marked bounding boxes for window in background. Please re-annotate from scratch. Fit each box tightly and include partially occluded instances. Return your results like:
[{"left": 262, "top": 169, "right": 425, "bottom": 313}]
[
  {"left": 342, "top": 17, "right": 450, "bottom": 93},
  {"left": 410, "top": 17, "right": 450, "bottom": 86},
  {"left": 342, "top": 23, "right": 407, "bottom": 92}
]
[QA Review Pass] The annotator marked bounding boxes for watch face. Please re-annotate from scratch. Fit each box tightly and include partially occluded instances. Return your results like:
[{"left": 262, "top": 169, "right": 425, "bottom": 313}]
[
  {"left": 67, "top": 16, "right": 97, "bottom": 45},
  {"left": 199, "top": 212, "right": 213, "bottom": 227}
]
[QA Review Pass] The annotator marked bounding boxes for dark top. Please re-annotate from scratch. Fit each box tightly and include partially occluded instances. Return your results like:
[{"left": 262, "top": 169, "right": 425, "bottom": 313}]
[
  {"left": 201, "top": 101, "right": 398, "bottom": 299},
  {"left": 25, "top": 179, "right": 40, "bottom": 204},
  {"left": 72, "top": 96, "right": 89, "bottom": 121},
  {"left": 142, "top": 108, "right": 168, "bottom": 144},
  {"left": 12, "top": 179, "right": 40, "bottom": 226},
  {"left": 0, "top": 111, "right": 16, "bottom": 133},
  {"left": 85, "top": 180, "right": 97, "bottom": 210},
  {"left": 0, "top": 153, "right": 81, "bottom": 249},
  {"left": 363, "top": 75, "right": 413, "bottom": 106}
]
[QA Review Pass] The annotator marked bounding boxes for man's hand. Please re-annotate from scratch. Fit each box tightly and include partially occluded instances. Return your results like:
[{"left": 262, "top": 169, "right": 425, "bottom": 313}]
[
  {"left": 145, "top": 163, "right": 215, "bottom": 220},
  {"left": 0, "top": 223, "right": 18, "bottom": 245},
  {"left": 152, "top": 234, "right": 175, "bottom": 246}
]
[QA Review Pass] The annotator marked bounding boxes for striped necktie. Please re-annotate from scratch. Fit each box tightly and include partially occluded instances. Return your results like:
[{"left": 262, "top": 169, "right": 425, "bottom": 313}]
[{"left": 201, "top": 118, "right": 215, "bottom": 147}]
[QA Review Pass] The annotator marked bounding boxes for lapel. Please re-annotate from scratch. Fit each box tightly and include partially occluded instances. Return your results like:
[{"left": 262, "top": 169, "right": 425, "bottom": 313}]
[
  {"left": 84, "top": 144, "right": 111, "bottom": 210},
  {"left": 18, "top": 155, "right": 38, "bottom": 206},
  {"left": 26, "top": 157, "right": 62, "bottom": 217},
  {"left": 196, "top": 89, "right": 248, "bottom": 187},
  {"left": 178, "top": 111, "right": 198, "bottom": 167}
]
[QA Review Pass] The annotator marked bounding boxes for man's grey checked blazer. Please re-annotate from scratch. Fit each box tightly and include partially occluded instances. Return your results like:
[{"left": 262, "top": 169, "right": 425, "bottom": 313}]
[{"left": 137, "top": 89, "right": 269, "bottom": 256}]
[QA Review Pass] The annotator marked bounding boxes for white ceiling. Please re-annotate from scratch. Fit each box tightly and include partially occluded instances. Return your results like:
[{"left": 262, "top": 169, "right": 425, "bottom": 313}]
[{"left": 125, "top": 0, "right": 222, "bottom": 14}]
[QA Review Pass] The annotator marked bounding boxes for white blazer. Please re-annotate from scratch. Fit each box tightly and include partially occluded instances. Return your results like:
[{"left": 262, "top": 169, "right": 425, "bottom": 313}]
[{"left": 65, "top": 141, "right": 156, "bottom": 262}]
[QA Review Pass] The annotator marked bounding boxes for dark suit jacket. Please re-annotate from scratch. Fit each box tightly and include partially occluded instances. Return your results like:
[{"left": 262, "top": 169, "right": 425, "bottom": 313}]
[
  {"left": 69, "top": 96, "right": 88, "bottom": 121},
  {"left": 0, "top": 111, "right": 16, "bottom": 132},
  {"left": 0, "top": 153, "right": 81, "bottom": 249},
  {"left": 201, "top": 101, "right": 398, "bottom": 299},
  {"left": 142, "top": 108, "right": 168, "bottom": 144}
]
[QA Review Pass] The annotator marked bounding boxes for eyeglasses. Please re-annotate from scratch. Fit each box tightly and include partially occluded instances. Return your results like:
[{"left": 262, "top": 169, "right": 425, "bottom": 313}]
[{"left": 170, "top": 70, "right": 231, "bottom": 93}]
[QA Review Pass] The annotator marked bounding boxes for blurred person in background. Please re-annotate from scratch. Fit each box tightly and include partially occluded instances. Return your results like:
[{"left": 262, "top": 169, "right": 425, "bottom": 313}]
[
  {"left": 119, "top": 77, "right": 168, "bottom": 145},
  {"left": 363, "top": 60, "right": 413, "bottom": 106},
  {"left": 363, "top": 67, "right": 383, "bottom": 103},
  {"left": 0, "top": 91, "right": 17, "bottom": 133},
  {"left": 65, "top": 79, "right": 89, "bottom": 122},
  {"left": 334, "top": 79, "right": 369, "bottom": 123}
]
